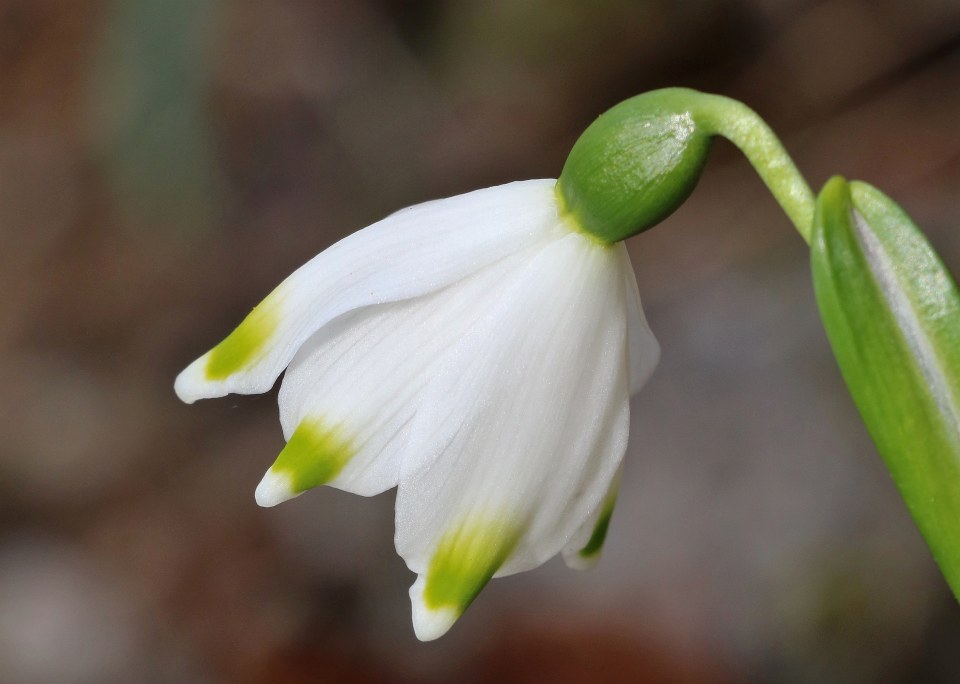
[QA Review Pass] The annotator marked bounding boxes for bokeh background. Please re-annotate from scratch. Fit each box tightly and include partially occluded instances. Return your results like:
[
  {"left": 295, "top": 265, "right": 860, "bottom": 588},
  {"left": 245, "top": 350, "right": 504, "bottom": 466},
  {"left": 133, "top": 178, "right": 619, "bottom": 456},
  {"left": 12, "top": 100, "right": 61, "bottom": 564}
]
[{"left": 2, "top": 0, "right": 960, "bottom": 682}]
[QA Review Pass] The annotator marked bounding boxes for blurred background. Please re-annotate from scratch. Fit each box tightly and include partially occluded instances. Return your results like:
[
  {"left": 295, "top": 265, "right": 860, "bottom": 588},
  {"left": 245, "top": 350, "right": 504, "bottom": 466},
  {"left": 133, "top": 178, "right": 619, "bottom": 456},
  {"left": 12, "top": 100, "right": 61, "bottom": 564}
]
[{"left": 2, "top": 0, "right": 959, "bottom": 681}]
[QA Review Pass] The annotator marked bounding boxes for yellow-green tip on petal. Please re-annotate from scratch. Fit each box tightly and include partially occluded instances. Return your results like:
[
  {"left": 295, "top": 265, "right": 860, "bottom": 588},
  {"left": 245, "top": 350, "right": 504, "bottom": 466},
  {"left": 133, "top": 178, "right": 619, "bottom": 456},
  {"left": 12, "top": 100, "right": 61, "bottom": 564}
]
[
  {"left": 564, "top": 476, "right": 620, "bottom": 571},
  {"left": 204, "top": 294, "right": 281, "bottom": 381},
  {"left": 411, "top": 517, "right": 520, "bottom": 641},
  {"left": 255, "top": 418, "right": 355, "bottom": 507}
]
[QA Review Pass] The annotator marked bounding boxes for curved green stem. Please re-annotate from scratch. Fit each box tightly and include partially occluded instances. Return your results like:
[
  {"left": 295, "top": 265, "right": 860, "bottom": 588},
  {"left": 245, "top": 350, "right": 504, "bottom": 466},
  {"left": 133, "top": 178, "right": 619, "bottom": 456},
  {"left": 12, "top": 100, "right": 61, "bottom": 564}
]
[{"left": 692, "top": 93, "right": 815, "bottom": 244}]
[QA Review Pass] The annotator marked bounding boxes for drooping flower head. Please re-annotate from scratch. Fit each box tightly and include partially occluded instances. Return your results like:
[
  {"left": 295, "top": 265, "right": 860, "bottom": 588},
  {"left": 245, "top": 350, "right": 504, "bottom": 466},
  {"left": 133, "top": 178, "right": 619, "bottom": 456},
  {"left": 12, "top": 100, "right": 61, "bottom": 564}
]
[{"left": 176, "top": 89, "right": 717, "bottom": 639}]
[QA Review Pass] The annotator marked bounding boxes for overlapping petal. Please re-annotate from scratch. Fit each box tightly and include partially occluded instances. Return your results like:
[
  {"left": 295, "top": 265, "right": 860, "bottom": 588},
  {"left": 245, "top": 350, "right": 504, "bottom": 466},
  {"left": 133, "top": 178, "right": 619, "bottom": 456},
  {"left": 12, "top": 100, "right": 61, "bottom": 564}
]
[
  {"left": 562, "top": 465, "right": 622, "bottom": 572},
  {"left": 256, "top": 242, "right": 556, "bottom": 503},
  {"left": 621, "top": 247, "right": 660, "bottom": 395},
  {"left": 393, "top": 235, "right": 633, "bottom": 640},
  {"left": 174, "top": 179, "right": 561, "bottom": 404}
]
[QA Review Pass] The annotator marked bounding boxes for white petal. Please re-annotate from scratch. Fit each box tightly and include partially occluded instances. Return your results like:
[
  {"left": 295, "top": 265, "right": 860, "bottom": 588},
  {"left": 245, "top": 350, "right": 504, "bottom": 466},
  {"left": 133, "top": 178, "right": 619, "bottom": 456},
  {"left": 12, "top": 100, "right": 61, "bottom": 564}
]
[
  {"left": 255, "top": 242, "right": 550, "bottom": 504},
  {"left": 254, "top": 469, "right": 294, "bottom": 508},
  {"left": 562, "top": 466, "right": 621, "bottom": 571},
  {"left": 174, "top": 179, "right": 562, "bottom": 403},
  {"left": 620, "top": 245, "right": 660, "bottom": 395},
  {"left": 394, "top": 232, "right": 631, "bottom": 639},
  {"left": 409, "top": 575, "right": 458, "bottom": 641}
]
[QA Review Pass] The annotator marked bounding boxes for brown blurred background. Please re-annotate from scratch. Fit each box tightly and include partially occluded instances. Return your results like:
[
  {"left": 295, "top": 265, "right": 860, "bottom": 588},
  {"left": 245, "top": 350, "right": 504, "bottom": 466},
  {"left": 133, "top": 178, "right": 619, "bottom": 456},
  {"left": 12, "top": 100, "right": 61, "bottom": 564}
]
[{"left": 2, "top": 0, "right": 959, "bottom": 682}]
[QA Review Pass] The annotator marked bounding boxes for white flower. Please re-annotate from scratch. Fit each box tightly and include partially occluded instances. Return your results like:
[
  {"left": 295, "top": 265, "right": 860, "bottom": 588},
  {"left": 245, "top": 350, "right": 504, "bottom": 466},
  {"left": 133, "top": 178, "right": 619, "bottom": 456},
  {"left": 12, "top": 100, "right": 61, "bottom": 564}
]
[{"left": 174, "top": 179, "right": 659, "bottom": 640}]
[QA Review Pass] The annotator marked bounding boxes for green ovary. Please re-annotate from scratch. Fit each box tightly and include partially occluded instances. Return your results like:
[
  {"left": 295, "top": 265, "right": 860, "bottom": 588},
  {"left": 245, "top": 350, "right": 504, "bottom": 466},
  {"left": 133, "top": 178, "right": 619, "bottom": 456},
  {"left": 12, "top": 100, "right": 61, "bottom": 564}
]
[
  {"left": 205, "top": 294, "right": 281, "bottom": 380},
  {"left": 424, "top": 518, "right": 520, "bottom": 616},
  {"left": 271, "top": 419, "right": 355, "bottom": 492}
]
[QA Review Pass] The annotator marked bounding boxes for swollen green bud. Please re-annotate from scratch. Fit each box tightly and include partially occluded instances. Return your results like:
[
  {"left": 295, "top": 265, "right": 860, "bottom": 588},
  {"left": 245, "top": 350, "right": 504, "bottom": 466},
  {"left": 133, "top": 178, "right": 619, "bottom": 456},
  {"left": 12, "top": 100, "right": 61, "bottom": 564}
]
[
  {"left": 811, "top": 176, "right": 960, "bottom": 601},
  {"left": 558, "top": 88, "right": 713, "bottom": 243},
  {"left": 558, "top": 88, "right": 815, "bottom": 244}
]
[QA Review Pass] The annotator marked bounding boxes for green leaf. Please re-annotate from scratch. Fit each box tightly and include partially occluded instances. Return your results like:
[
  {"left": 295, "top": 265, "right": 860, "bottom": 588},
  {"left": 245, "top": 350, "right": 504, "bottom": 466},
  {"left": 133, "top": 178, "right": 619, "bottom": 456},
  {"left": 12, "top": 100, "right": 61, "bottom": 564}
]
[{"left": 811, "top": 176, "right": 960, "bottom": 600}]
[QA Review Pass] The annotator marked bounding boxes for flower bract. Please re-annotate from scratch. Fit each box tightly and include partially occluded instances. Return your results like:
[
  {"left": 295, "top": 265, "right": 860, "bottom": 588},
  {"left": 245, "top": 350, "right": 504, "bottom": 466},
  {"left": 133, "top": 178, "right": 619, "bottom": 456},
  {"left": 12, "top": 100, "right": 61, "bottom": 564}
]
[
  {"left": 175, "top": 179, "right": 659, "bottom": 640},
  {"left": 811, "top": 177, "right": 960, "bottom": 600}
]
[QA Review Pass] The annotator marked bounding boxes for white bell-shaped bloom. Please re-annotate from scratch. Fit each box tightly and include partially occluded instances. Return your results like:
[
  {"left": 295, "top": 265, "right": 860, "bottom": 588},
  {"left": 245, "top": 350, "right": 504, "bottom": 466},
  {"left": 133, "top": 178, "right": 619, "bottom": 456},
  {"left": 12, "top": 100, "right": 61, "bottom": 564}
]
[{"left": 175, "top": 179, "right": 659, "bottom": 640}]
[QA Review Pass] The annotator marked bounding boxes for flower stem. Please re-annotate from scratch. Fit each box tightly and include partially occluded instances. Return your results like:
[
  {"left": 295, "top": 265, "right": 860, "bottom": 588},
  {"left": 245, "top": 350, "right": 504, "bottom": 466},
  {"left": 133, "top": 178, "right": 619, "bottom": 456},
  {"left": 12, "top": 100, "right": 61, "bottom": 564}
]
[{"left": 691, "top": 93, "right": 815, "bottom": 244}]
